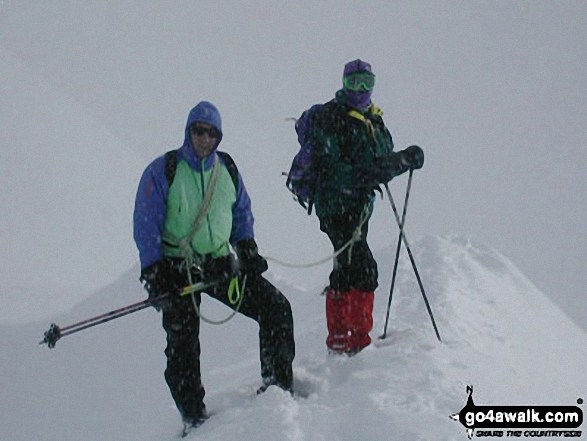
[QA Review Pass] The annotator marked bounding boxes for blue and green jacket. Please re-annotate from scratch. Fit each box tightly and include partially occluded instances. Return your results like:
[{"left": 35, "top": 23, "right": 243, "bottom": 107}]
[{"left": 133, "top": 112, "right": 254, "bottom": 269}]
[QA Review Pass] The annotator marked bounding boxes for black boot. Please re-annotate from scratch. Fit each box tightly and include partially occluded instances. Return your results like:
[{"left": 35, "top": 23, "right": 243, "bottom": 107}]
[
  {"left": 257, "top": 368, "right": 294, "bottom": 396},
  {"left": 181, "top": 411, "right": 209, "bottom": 437}
]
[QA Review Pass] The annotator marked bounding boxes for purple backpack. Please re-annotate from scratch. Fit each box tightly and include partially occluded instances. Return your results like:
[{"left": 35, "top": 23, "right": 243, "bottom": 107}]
[{"left": 286, "top": 104, "right": 323, "bottom": 214}]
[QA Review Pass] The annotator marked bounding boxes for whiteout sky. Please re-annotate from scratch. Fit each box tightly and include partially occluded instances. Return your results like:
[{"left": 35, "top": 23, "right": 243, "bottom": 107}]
[{"left": 1, "top": 1, "right": 586, "bottom": 329}]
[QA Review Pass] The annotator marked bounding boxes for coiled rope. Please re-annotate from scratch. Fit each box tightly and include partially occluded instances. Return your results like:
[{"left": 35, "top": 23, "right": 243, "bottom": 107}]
[{"left": 163, "top": 155, "right": 245, "bottom": 325}]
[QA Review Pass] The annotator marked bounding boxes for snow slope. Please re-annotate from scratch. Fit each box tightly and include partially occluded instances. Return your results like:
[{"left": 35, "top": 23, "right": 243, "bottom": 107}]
[{"left": 1, "top": 235, "right": 585, "bottom": 441}]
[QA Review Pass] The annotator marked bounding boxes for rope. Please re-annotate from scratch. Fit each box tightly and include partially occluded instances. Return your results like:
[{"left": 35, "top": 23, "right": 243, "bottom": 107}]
[
  {"left": 162, "top": 154, "right": 245, "bottom": 325},
  {"left": 265, "top": 204, "right": 371, "bottom": 269},
  {"left": 189, "top": 275, "right": 247, "bottom": 326},
  {"left": 161, "top": 155, "right": 221, "bottom": 258}
]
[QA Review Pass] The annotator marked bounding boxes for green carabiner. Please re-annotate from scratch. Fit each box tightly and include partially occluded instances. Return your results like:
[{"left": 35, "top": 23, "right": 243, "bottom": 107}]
[{"left": 227, "top": 276, "right": 241, "bottom": 305}]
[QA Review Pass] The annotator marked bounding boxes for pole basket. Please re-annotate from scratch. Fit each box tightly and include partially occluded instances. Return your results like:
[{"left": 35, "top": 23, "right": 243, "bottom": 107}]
[{"left": 40, "top": 323, "right": 62, "bottom": 349}]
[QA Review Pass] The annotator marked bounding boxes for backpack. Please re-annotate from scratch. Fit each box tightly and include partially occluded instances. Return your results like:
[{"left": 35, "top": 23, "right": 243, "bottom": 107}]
[
  {"left": 164, "top": 150, "right": 240, "bottom": 190},
  {"left": 286, "top": 104, "right": 323, "bottom": 214}
]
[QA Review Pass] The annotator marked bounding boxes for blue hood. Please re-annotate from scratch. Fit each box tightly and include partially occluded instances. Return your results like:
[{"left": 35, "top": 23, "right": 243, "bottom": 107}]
[
  {"left": 184, "top": 101, "right": 223, "bottom": 144},
  {"left": 182, "top": 101, "right": 224, "bottom": 167}
]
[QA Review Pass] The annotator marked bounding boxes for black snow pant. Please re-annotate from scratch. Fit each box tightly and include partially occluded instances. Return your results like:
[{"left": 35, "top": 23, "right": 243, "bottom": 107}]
[
  {"left": 161, "top": 272, "right": 295, "bottom": 422},
  {"left": 319, "top": 203, "right": 378, "bottom": 292}
]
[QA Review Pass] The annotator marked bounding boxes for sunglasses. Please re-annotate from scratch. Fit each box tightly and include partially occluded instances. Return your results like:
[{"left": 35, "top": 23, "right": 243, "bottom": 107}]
[
  {"left": 343, "top": 72, "right": 376, "bottom": 92},
  {"left": 190, "top": 124, "right": 221, "bottom": 139}
]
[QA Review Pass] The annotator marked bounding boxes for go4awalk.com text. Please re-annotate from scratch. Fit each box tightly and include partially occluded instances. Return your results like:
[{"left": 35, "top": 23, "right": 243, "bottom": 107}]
[
  {"left": 450, "top": 386, "right": 583, "bottom": 439},
  {"left": 475, "top": 430, "right": 581, "bottom": 437}
]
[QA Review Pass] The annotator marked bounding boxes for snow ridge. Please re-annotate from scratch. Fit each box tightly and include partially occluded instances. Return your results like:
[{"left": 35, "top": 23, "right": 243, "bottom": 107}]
[{"left": 1, "top": 235, "right": 585, "bottom": 441}]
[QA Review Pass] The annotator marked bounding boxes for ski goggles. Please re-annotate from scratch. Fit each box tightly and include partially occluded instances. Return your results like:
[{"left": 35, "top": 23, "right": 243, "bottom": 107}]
[
  {"left": 190, "top": 124, "right": 221, "bottom": 139},
  {"left": 343, "top": 72, "right": 376, "bottom": 91}
]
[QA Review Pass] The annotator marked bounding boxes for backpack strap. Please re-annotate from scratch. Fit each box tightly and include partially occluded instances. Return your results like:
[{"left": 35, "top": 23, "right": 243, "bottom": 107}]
[
  {"left": 217, "top": 150, "right": 240, "bottom": 191},
  {"left": 347, "top": 102, "right": 384, "bottom": 143},
  {"left": 369, "top": 103, "right": 384, "bottom": 117},
  {"left": 164, "top": 150, "right": 179, "bottom": 186},
  {"left": 348, "top": 109, "right": 377, "bottom": 143}
]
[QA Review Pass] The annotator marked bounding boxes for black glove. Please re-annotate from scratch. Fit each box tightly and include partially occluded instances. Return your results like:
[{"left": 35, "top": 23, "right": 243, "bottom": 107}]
[
  {"left": 358, "top": 154, "right": 403, "bottom": 186},
  {"left": 140, "top": 259, "right": 179, "bottom": 311},
  {"left": 200, "top": 254, "right": 237, "bottom": 284},
  {"left": 356, "top": 145, "right": 424, "bottom": 189},
  {"left": 373, "top": 155, "right": 402, "bottom": 184},
  {"left": 235, "top": 238, "right": 268, "bottom": 275},
  {"left": 399, "top": 145, "right": 424, "bottom": 170}
]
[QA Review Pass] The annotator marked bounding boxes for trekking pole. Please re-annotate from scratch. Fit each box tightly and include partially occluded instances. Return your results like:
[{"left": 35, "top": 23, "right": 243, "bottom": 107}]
[
  {"left": 382, "top": 173, "right": 442, "bottom": 342},
  {"left": 380, "top": 169, "right": 413, "bottom": 340},
  {"left": 39, "top": 294, "right": 169, "bottom": 348},
  {"left": 39, "top": 281, "right": 213, "bottom": 348}
]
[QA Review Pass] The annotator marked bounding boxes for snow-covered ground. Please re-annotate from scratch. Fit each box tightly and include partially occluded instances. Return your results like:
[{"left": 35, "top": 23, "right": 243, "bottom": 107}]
[{"left": 1, "top": 235, "right": 585, "bottom": 441}]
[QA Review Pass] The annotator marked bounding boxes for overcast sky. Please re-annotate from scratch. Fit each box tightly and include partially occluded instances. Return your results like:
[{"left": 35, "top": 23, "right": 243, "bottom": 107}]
[{"left": 1, "top": 1, "right": 585, "bottom": 328}]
